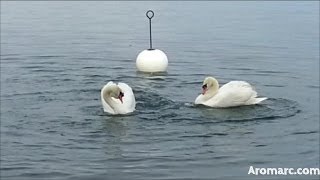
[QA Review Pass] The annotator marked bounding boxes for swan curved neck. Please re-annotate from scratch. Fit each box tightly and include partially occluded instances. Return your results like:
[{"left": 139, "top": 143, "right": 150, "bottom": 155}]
[
  {"left": 102, "top": 86, "right": 117, "bottom": 109},
  {"left": 103, "top": 85, "right": 115, "bottom": 95},
  {"left": 203, "top": 80, "right": 219, "bottom": 100}
]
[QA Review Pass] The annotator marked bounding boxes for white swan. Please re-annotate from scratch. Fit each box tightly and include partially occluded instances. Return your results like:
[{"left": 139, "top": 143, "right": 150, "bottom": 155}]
[
  {"left": 101, "top": 81, "right": 136, "bottom": 114},
  {"left": 195, "top": 77, "right": 267, "bottom": 108}
]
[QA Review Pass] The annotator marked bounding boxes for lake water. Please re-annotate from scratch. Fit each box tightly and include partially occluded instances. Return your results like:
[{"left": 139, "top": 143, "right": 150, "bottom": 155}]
[{"left": 1, "top": 1, "right": 319, "bottom": 180}]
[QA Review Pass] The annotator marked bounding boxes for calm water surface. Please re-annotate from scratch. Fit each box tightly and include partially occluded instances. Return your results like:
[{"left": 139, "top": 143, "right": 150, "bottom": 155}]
[{"left": 1, "top": 2, "right": 319, "bottom": 180}]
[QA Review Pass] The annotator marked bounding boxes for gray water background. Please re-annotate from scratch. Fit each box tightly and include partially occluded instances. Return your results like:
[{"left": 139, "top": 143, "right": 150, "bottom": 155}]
[{"left": 1, "top": 1, "right": 319, "bottom": 180}]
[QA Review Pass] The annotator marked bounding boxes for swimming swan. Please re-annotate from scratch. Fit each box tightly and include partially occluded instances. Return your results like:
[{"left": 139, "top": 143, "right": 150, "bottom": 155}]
[
  {"left": 195, "top": 77, "right": 267, "bottom": 108},
  {"left": 101, "top": 81, "right": 136, "bottom": 114}
]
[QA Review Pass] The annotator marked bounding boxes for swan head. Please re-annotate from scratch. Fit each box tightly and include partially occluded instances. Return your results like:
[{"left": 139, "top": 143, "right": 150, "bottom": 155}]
[
  {"left": 202, "top": 77, "right": 219, "bottom": 95},
  {"left": 104, "top": 84, "right": 124, "bottom": 103}
]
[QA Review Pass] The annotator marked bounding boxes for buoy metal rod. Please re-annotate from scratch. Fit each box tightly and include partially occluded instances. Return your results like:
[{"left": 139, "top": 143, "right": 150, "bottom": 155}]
[
  {"left": 146, "top": 10, "right": 154, "bottom": 50},
  {"left": 149, "top": 18, "right": 152, "bottom": 50}
]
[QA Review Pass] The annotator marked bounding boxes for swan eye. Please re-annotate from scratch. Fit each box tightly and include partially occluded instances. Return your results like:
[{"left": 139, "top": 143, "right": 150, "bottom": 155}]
[{"left": 202, "top": 84, "right": 207, "bottom": 89}]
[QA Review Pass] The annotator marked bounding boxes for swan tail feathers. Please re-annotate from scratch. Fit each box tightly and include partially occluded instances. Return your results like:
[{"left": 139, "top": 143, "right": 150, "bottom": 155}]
[{"left": 250, "top": 97, "right": 267, "bottom": 105}]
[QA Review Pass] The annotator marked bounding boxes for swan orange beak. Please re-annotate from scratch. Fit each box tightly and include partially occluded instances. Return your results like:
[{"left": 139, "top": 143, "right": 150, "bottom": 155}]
[
  {"left": 202, "top": 84, "right": 207, "bottom": 95},
  {"left": 118, "top": 92, "right": 124, "bottom": 103}
]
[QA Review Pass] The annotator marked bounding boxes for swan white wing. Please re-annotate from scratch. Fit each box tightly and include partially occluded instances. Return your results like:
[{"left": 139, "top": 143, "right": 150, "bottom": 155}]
[
  {"left": 118, "top": 82, "right": 136, "bottom": 112},
  {"left": 206, "top": 81, "right": 257, "bottom": 107}
]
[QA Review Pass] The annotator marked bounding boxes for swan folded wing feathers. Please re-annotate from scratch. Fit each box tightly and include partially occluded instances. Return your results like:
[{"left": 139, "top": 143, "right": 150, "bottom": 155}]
[
  {"left": 203, "top": 87, "right": 252, "bottom": 107},
  {"left": 222, "top": 81, "right": 267, "bottom": 106},
  {"left": 117, "top": 82, "right": 136, "bottom": 112},
  {"left": 224, "top": 81, "right": 268, "bottom": 103}
]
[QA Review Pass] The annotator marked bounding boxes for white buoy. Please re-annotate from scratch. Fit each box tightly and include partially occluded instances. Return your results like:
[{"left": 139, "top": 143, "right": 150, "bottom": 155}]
[
  {"left": 136, "top": 10, "right": 168, "bottom": 73},
  {"left": 136, "top": 49, "right": 168, "bottom": 72}
]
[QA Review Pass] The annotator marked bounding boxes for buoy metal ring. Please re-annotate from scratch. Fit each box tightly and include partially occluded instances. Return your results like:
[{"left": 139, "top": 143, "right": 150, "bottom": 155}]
[{"left": 146, "top": 10, "right": 154, "bottom": 19}]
